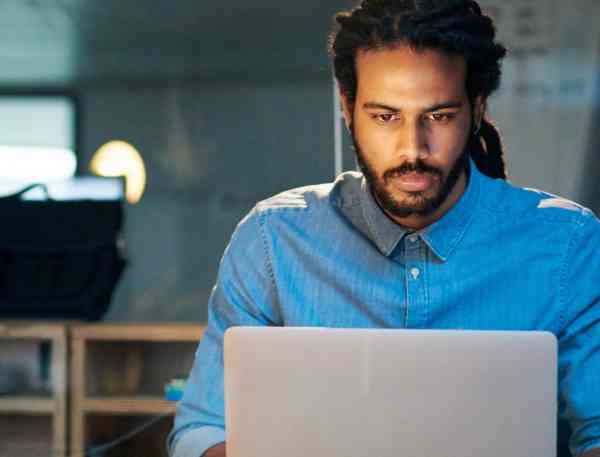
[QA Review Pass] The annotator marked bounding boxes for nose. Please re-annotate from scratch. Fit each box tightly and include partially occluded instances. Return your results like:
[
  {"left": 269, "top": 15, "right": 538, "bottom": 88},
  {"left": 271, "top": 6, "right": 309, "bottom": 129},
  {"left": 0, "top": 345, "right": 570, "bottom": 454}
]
[{"left": 395, "top": 120, "right": 428, "bottom": 161}]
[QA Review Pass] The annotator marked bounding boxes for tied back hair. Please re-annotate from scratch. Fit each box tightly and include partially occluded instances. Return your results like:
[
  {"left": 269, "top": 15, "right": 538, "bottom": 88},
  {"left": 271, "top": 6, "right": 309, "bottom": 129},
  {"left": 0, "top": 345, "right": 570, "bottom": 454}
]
[{"left": 328, "top": 0, "right": 509, "bottom": 179}]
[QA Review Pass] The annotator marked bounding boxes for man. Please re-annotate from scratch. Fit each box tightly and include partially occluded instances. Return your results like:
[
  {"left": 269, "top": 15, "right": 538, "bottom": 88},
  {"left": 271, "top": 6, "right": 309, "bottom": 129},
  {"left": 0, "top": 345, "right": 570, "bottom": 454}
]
[{"left": 168, "top": 1, "right": 600, "bottom": 456}]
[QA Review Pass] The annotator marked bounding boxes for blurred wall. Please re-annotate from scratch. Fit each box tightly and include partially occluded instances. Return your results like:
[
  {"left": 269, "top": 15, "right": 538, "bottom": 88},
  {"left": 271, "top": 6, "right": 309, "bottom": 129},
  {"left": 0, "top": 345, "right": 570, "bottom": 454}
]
[
  {"left": 481, "top": 0, "right": 600, "bottom": 206},
  {"left": 79, "top": 79, "right": 334, "bottom": 321},
  {"left": 580, "top": 59, "right": 600, "bottom": 215}
]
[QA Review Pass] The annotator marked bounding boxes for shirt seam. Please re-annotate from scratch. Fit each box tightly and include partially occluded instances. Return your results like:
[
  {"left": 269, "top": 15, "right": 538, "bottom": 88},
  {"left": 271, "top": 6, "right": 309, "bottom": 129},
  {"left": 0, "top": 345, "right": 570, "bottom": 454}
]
[
  {"left": 558, "top": 212, "right": 586, "bottom": 334},
  {"left": 438, "top": 174, "right": 481, "bottom": 261},
  {"left": 442, "top": 213, "right": 473, "bottom": 260},
  {"left": 257, "top": 210, "right": 283, "bottom": 319},
  {"left": 255, "top": 204, "right": 309, "bottom": 215}
]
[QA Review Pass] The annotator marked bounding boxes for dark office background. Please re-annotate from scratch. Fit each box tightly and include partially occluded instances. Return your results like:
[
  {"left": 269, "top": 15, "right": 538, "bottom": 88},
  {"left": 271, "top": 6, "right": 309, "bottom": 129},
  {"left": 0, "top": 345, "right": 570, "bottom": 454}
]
[{"left": 0, "top": 0, "right": 598, "bottom": 322}]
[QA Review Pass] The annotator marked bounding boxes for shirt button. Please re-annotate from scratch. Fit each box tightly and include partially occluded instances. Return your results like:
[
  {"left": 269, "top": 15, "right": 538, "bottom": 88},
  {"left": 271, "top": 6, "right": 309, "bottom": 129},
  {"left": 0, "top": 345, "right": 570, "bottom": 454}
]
[
  {"left": 410, "top": 268, "right": 420, "bottom": 280},
  {"left": 408, "top": 234, "right": 418, "bottom": 243}
]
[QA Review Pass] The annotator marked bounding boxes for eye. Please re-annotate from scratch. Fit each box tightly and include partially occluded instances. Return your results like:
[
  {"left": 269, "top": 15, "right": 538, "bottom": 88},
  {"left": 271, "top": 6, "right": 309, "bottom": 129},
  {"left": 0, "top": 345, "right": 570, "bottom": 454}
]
[
  {"left": 370, "top": 113, "right": 399, "bottom": 124},
  {"left": 426, "top": 112, "right": 455, "bottom": 123}
]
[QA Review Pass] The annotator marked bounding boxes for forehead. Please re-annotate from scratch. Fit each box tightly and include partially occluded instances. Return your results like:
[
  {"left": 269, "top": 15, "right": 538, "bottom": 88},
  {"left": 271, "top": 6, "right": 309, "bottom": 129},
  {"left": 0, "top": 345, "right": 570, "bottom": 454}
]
[{"left": 355, "top": 46, "right": 468, "bottom": 105}]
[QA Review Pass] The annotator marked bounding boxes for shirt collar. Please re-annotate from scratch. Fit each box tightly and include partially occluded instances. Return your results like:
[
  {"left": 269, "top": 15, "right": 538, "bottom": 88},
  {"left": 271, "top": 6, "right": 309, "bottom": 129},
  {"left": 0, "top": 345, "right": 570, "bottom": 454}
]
[
  {"left": 420, "top": 158, "right": 481, "bottom": 261},
  {"left": 359, "top": 177, "right": 408, "bottom": 257},
  {"left": 357, "top": 158, "right": 482, "bottom": 261}
]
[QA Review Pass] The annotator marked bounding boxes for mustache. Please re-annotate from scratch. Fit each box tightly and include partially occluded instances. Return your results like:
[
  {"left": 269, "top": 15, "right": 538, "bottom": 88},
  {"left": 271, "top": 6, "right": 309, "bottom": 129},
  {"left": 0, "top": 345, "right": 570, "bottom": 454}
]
[{"left": 383, "top": 159, "right": 443, "bottom": 181}]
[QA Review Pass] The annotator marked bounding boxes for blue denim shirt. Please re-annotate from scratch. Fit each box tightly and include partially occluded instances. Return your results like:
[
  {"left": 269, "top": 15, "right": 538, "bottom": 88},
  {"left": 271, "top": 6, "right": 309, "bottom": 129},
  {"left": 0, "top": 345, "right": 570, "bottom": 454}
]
[{"left": 169, "top": 161, "right": 600, "bottom": 457}]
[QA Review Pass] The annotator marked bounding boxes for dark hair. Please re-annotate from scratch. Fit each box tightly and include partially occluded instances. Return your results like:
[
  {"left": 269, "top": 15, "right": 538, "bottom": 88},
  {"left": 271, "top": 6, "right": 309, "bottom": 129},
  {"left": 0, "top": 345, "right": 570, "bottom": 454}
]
[{"left": 328, "top": 0, "right": 509, "bottom": 179}]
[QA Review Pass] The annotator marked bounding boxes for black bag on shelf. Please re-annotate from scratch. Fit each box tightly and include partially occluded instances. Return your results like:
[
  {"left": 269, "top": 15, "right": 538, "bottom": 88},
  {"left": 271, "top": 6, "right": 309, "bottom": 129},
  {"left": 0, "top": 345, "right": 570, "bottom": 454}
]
[{"left": 0, "top": 184, "right": 126, "bottom": 320}]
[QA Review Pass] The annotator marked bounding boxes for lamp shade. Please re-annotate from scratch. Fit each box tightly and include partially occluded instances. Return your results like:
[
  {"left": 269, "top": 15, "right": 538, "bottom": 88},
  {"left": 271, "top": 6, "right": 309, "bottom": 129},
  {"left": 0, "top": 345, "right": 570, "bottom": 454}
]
[{"left": 90, "top": 141, "right": 146, "bottom": 204}]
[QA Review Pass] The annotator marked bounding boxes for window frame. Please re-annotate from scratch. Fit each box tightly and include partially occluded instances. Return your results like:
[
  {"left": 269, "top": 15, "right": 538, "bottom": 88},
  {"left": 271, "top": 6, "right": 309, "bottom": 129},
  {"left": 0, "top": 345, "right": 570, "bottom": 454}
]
[{"left": 0, "top": 88, "right": 81, "bottom": 174}]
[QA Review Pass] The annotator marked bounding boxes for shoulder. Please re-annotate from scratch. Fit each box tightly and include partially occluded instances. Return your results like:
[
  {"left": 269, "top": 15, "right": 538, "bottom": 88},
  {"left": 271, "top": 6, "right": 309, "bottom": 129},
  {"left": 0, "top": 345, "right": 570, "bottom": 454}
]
[
  {"left": 228, "top": 172, "right": 362, "bottom": 247},
  {"left": 252, "top": 171, "right": 363, "bottom": 217},
  {"left": 227, "top": 180, "right": 336, "bottom": 245},
  {"left": 254, "top": 184, "right": 331, "bottom": 214},
  {"left": 478, "top": 174, "right": 598, "bottom": 228}
]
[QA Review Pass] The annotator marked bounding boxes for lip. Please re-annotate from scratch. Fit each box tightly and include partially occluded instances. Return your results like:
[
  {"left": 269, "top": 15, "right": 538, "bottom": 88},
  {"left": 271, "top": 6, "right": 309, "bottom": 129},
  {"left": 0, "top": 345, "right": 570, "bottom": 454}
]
[{"left": 393, "top": 172, "right": 438, "bottom": 192}]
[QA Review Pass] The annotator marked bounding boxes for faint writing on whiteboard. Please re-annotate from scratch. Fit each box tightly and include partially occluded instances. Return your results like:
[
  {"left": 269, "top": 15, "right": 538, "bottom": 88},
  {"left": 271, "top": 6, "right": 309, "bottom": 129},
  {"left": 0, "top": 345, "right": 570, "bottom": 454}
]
[{"left": 480, "top": 0, "right": 558, "bottom": 55}]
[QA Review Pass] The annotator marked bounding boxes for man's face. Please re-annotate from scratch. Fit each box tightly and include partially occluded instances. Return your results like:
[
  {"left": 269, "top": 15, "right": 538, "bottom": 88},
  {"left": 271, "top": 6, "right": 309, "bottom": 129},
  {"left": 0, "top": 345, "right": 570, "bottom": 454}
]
[{"left": 342, "top": 46, "right": 480, "bottom": 228}]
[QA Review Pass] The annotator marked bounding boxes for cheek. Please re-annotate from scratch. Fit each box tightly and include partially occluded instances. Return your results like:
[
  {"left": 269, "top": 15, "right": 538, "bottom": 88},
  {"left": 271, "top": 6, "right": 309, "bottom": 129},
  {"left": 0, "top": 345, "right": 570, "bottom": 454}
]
[
  {"left": 427, "top": 124, "right": 470, "bottom": 161},
  {"left": 354, "top": 119, "right": 397, "bottom": 161}
]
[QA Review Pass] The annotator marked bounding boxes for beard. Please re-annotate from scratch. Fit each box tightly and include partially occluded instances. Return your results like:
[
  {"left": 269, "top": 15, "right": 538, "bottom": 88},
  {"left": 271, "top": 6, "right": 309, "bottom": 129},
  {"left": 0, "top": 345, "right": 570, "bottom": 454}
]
[{"left": 351, "top": 124, "right": 470, "bottom": 219}]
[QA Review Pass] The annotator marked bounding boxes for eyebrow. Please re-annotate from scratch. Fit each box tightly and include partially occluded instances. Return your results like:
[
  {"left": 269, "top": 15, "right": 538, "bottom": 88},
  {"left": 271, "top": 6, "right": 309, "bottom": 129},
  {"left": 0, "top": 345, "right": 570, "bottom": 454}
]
[{"left": 362, "top": 101, "right": 464, "bottom": 112}]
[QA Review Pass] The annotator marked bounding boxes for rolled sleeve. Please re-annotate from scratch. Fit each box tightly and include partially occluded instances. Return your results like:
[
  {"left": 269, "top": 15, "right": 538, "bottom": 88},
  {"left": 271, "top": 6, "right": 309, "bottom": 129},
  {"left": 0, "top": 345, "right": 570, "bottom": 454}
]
[
  {"left": 171, "top": 426, "right": 226, "bottom": 457},
  {"left": 168, "top": 207, "right": 280, "bottom": 457},
  {"left": 558, "top": 210, "right": 600, "bottom": 457}
]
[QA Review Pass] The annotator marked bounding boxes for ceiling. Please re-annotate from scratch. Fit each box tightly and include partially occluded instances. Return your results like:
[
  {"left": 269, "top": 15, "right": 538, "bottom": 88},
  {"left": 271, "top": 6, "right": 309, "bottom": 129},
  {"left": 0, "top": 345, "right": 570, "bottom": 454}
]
[{"left": 0, "top": 0, "right": 352, "bottom": 87}]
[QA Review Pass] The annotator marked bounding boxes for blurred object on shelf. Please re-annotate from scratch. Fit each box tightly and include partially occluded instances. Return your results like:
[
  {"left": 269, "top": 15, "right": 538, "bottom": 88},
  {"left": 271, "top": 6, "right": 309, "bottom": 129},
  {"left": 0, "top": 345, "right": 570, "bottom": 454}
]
[
  {"left": 0, "top": 182, "right": 126, "bottom": 321},
  {"left": 0, "top": 362, "right": 26, "bottom": 395},
  {"left": 164, "top": 378, "right": 186, "bottom": 402},
  {"left": 100, "top": 346, "right": 144, "bottom": 396}
]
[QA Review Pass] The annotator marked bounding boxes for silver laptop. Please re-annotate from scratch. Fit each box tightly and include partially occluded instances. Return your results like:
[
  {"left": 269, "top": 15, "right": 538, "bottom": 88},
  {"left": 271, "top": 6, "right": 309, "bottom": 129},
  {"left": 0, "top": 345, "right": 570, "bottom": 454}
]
[{"left": 224, "top": 327, "right": 557, "bottom": 457}]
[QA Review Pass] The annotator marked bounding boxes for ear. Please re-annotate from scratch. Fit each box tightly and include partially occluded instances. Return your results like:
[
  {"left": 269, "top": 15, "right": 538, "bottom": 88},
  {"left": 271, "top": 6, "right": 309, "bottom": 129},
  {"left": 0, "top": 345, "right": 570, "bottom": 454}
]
[{"left": 339, "top": 91, "right": 353, "bottom": 131}]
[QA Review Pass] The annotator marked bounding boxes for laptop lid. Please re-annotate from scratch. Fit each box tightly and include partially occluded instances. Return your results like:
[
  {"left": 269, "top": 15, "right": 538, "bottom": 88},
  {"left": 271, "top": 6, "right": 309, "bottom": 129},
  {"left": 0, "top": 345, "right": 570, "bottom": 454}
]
[{"left": 224, "top": 327, "right": 557, "bottom": 457}]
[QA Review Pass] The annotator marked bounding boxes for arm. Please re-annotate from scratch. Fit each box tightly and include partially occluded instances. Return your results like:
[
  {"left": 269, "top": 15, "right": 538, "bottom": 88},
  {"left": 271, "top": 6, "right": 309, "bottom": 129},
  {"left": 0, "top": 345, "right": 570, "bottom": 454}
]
[
  {"left": 557, "top": 211, "right": 600, "bottom": 457},
  {"left": 202, "top": 442, "right": 226, "bottom": 457},
  {"left": 167, "top": 208, "right": 281, "bottom": 457}
]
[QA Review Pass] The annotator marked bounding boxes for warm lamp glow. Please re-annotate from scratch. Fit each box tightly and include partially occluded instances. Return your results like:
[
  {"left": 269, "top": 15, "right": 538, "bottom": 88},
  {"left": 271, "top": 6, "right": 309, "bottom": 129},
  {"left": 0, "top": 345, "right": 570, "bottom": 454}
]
[{"left": 90, "top": 141, "right": 146, "bottom": 204}]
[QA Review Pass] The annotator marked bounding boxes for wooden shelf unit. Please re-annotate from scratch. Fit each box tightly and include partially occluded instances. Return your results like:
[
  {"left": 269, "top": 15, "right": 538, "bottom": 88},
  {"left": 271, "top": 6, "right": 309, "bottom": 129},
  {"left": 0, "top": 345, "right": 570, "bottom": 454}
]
[
  {"left": 0, "top": 396, "right": 56, "bottom": 414},
  {"left": 0, "top": 322, "right": 68, "bottom": 457},
  {"left": 82, "top": 396, "right": 177, "bottom": 414},
  {"left": 70, "top": 323, "right": 204, "bottom": 457}
]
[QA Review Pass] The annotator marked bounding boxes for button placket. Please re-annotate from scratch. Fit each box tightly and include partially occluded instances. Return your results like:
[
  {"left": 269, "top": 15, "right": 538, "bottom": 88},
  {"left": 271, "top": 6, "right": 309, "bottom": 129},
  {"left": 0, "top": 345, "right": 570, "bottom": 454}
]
[
  {"left": 404, "top": 234, "right": 426, "bottom": 328},
  {"left": 406, "top": 235, "right": 421, "bottom": 282},
  {"left": 410, "top": 267, "right": 421, "bottom": 280}
]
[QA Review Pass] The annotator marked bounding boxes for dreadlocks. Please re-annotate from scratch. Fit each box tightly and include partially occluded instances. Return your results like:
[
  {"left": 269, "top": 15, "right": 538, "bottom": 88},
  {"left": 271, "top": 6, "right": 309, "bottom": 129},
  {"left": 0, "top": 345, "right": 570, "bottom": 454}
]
[{"left": 328, "top": 0, "right": 508, "bottom": 179}]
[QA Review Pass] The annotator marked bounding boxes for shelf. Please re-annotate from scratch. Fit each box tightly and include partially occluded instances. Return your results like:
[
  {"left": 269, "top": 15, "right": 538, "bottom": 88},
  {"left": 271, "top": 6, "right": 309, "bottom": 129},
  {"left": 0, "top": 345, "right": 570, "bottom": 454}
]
[
  {"left": 0, "top": 396, "right": 56, "bottom": 414},
  {"left": 71, "top": 324, "right": 204, "bottom": 457},
  {"left": 0, "top": 322, "right": 68, "bottom": 340},
  {"left": 71, "top": 324, "right": 204, "bottom": 342},
  {"left": 0, "top": 415, "right": 53, "bottom": 457},
  {"left": 0, "top": 321, "right": 68, "bottom": 457},
  {"left": 83, "top": 396, "right": 178, "bottom": 415}
]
